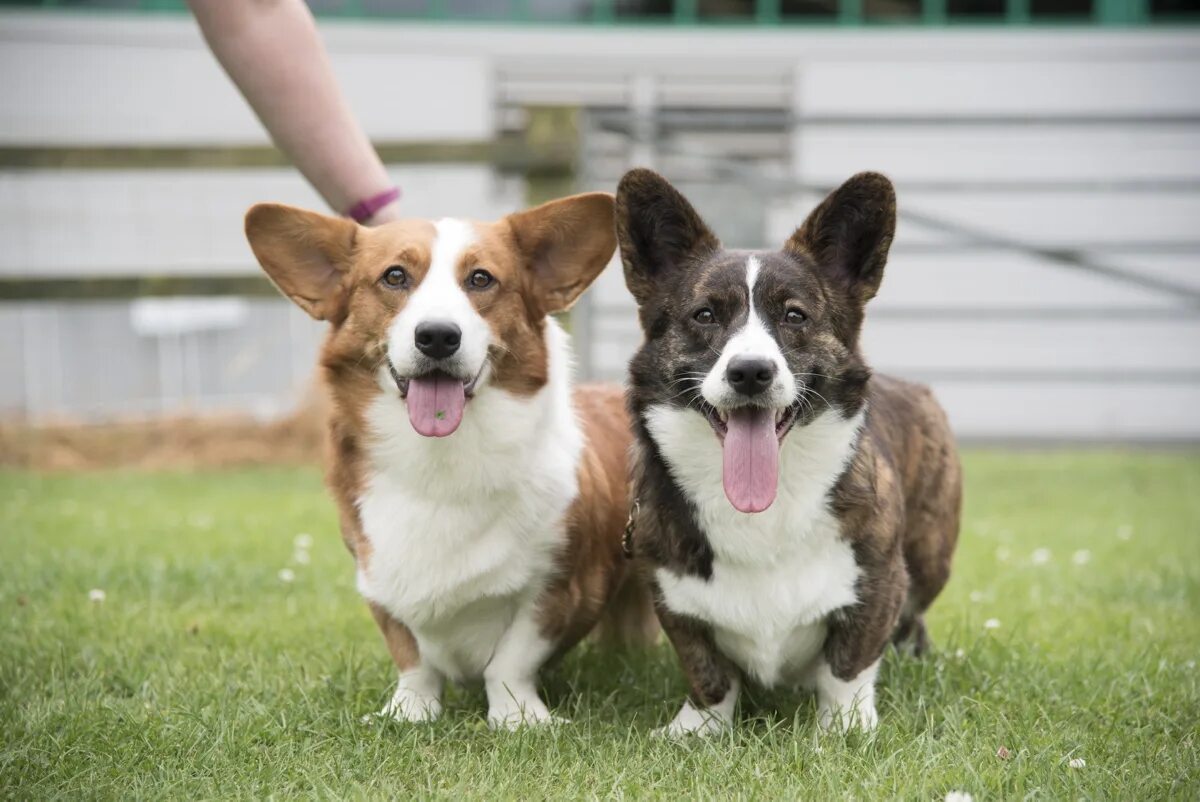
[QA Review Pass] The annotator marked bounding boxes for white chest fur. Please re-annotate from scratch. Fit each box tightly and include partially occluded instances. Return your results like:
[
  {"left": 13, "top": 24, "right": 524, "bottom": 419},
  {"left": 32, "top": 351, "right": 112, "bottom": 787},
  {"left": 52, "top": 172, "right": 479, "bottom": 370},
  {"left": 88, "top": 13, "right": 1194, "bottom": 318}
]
[
  {"left": 645, "top": 405, "right": 865, "bottom": 687},
  {"left": 355, "top": 320, "right": 582, "bottom": 681}
]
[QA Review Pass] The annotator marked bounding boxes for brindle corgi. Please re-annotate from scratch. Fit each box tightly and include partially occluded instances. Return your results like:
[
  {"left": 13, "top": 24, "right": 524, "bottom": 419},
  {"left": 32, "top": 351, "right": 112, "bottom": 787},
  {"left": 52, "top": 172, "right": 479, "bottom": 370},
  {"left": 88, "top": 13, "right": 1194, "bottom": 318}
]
[{"left": 615, "top": 169, "right": 962, "bottom": 735}]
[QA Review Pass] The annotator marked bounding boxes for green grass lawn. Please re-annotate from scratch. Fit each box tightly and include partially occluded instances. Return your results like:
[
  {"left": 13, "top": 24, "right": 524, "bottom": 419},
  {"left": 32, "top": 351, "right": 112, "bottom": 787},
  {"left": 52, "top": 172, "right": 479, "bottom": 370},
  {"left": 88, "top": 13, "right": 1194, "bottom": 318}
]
[{"left": 2, "top": 452, "right": 1198, "bottom": 799}]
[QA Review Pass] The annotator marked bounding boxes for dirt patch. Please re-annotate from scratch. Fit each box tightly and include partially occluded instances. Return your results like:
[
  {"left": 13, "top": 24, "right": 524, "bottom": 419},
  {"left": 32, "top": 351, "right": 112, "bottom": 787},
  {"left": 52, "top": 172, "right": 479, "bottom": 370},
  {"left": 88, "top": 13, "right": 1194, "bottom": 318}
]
[{"left": 0, "top": 406, "right": 325, "bottom": 471}]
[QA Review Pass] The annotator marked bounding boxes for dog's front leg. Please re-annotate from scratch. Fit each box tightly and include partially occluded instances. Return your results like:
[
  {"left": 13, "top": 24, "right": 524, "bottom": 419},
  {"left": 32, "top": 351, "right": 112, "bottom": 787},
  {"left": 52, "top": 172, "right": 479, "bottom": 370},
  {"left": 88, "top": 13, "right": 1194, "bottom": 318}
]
[
  {"left": 654, "top": 606, "right": 741, "bottom": 738},
  {"left": 483, "top": 594, "right": 563, "bottom": 731},
  {"left": 817, "top": 547, "right": 907, "bottom": 733},
  {"left": 368, "top": 603, "right": 445, "bottom": 723},
  {"left": 350, "top": 478, "right": 443, "bottom": 724}
]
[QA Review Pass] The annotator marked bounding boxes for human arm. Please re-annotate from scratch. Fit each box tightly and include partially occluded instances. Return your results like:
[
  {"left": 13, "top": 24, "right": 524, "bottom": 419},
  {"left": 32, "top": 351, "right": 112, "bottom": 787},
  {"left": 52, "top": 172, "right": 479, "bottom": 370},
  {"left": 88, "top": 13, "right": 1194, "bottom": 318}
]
[{"left": 188, "top": 0, "right": 401, "bottom": 224}]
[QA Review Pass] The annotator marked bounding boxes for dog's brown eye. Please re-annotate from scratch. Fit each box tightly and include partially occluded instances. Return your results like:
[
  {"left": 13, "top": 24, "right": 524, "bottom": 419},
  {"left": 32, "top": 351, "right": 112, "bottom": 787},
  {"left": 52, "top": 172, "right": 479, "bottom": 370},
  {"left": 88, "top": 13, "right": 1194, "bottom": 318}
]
[
  {"left": 380, "top": 266, "right": 408, "bottom": 289},
  {"left": 468, "top": 269, "right": 495, "bottom": 290},
  {"left": 784, "top": 308, "right": 807, "bottom": 325},
  {"left": 693, "top": 308, "right": 716, "bottom": 325}
]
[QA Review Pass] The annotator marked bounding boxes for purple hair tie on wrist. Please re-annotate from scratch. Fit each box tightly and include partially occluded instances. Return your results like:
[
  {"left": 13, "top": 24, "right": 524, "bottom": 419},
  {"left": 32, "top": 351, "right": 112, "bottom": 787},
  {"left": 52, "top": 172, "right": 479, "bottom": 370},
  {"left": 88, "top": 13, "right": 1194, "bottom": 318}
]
[{"left": 345, "top": 187, "right": 401, "bottom": 224}]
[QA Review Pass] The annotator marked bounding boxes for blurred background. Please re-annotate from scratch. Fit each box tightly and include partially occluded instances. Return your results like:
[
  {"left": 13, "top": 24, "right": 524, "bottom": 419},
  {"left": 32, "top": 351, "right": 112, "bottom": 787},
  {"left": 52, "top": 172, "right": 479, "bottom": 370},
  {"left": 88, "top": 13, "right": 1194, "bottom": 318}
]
[{"left": 1, "top": 0, "right": 1198, "bottom": 468}]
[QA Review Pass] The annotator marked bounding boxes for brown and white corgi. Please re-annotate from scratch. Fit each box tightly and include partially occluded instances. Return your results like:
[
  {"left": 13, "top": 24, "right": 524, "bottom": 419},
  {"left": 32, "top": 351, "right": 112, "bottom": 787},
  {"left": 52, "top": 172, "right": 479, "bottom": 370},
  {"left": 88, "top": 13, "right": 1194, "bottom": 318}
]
[
  {"left": 245, "top": 193, "right": 650, "bottom": 729},
  {"left": 615, "top": 169, "right": 962, "bottom": 735}
]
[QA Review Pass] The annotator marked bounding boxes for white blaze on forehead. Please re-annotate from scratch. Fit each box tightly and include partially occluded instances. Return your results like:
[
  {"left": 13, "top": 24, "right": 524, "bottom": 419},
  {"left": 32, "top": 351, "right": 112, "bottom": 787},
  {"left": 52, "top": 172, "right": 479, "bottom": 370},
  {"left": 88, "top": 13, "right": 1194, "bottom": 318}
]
[
  {"left": 420, "top": 218, "right": 479, "bottom": 315},
  {"left": 700, "top": 254, "right": 795, "bottom": 409},
  {"left": 383, "top": 217, "right": 492, "bottom": 380},
  {"left": 430, "top": 218, "right": 477, "bottom": 282}
]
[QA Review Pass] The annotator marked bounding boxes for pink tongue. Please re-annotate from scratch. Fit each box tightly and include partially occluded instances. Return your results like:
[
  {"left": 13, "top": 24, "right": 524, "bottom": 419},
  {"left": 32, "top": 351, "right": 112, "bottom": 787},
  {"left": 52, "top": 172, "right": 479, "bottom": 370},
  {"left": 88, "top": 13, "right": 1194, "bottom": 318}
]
[
  {"left": 722, "top": 407, "right": 780, "bottom": 513},
  {"left": 405, "top": 373, "right": 466, "bottom": 437}
]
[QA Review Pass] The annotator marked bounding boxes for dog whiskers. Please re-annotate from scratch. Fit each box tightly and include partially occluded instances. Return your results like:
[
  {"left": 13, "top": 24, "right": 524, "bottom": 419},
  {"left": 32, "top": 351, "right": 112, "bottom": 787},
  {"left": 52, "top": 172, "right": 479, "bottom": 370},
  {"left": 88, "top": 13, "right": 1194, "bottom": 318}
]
[
  {"left": 800, "top": 385, "right": 835, "bottom": 411},
  {"left": 791, "top": 371, "right": 845, "bottom": 384},
  {"left": 663, "top": 384, "right": 703, "bottom": 404}
]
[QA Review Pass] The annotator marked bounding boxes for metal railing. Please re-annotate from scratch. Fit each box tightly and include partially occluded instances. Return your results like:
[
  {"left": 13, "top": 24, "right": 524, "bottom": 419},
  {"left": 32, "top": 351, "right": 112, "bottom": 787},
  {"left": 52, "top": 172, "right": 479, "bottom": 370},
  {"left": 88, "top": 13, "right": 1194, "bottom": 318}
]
[{"left": 3, "top": 0, "right": 1197, "bottom": 27}]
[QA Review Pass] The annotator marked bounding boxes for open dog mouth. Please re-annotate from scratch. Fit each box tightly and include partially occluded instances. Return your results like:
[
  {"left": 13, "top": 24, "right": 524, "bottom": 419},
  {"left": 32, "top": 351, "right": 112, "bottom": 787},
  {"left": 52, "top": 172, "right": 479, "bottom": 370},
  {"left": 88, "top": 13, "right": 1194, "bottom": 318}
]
[
  {"left": 387, "top": 362, "right": 482, "bottom": 399},
  {"left": 387, "top": 360, "right": 484, "bottom": 438},
  {"left": 699, "top": 401, "right": 801, "bottom": 516},
  {"left": 702, "top": 402, "right": 800, "bottom": 442}
]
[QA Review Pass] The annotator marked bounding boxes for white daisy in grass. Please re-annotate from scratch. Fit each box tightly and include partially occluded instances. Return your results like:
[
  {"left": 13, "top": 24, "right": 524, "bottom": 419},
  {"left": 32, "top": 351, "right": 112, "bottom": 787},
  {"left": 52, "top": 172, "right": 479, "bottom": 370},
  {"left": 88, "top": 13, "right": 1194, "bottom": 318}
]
[
  {"left": 293, "top": 549, "right": 311, "bottom": 566},
  {"left": 189, "top": 513, "right": 214, "bottom": 530},
  {"left": 278, "top": 568, "right": 296, "bottom": 583},
  {"left": 1031, "top": 548, "right": 1051, "bottom": 565},
  {"left": 945, "top": 792, "right": 974, "bottom": 802},
  {"left": 294, "top": 533, "right": 314, "bottom": 549},
  {"left": 1068, "top": 757, "right": 1086, "bottom": 769},
  {"left": 984, "top": 618, "right": 1001, "bottom": 630},
  {"left": 954, "top": 648, "right": 967, "bottom": 660},
  {"left": 88, "top": 588, "right": 106, "bottom": 604},
  {"left": 1072, "top": 549, "right": 1091, "bottom": 566}
]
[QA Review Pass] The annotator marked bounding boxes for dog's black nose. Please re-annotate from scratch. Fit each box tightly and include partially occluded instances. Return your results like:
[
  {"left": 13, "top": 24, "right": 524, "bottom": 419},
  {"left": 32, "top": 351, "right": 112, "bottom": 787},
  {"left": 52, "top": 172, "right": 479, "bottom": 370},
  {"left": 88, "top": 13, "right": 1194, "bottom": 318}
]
[
  {"left": 726, "top": 357, "right": 776, "bottom": 397},
  {"left": 414, "top": 321, "right": 462, "bottom": 360}
]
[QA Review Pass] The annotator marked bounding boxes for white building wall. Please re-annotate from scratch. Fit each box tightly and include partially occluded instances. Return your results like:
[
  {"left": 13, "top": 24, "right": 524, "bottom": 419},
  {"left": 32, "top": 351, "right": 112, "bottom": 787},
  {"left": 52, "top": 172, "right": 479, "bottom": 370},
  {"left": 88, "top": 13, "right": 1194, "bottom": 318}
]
[{"left": 1, "top": 11, "right": 1198, "bottom": 440}]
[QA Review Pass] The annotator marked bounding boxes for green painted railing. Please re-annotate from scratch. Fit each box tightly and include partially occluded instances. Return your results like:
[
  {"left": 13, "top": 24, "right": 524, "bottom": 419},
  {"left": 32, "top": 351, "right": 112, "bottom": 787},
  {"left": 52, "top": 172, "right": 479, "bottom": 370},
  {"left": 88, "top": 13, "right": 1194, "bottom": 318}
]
[{"left": 1, "top": 0, "right": 1194, "bottom": 26}]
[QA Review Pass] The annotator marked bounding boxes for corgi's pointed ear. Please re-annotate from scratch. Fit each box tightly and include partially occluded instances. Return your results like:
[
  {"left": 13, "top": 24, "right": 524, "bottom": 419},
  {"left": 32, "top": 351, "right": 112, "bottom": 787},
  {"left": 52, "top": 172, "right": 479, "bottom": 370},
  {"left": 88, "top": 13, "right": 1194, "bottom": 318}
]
[
  {"left": 615, "top": 168, "right": 719, "bottom": 306},
  {"left": 506, "top": 191, "right": 616, "bottom": 315},
  {"left": 786, "top": 172, "right": 896, "bottom": 304},
  {"left": 244, "top": 204, "right": 359, "bottom": 321}
]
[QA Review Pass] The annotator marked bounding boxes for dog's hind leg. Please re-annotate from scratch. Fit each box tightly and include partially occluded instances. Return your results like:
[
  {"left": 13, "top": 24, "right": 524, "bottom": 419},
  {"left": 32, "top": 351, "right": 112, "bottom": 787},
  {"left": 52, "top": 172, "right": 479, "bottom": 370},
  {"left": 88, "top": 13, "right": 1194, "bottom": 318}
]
[
  {"left": 891, "top": 609, "right": 930, "bottom": 657},
  {"left": 590, "top": 571, "right": 660, "bottom": 649}
]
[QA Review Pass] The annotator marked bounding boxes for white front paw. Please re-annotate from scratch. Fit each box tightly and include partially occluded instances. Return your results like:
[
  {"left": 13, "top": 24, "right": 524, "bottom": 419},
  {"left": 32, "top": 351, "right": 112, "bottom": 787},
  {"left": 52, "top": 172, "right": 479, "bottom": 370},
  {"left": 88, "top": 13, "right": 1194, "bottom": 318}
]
[
  {"left": 486, "top": 700, "right": 567, "bottom": 731},
  {"left": 651, "top": 700, "right": 734, "bottom": 739},
  {"left": 814, "top": 658, "right": 880, "bottom": 733},
  {"left": 375, "top": 687, "right": 443, "bottom": 724},
  {"left": 485, "top": 679, "right": 566, "bottom": 731},
  {"left": 817, "top": 698, "right": 878, "bottom": 733}
]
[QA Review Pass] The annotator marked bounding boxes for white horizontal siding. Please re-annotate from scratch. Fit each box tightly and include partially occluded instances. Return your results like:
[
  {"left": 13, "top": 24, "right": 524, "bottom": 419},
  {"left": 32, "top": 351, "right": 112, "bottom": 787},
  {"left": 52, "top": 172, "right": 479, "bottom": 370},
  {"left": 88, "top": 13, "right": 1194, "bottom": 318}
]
[
  {"left": 3, "top": 12, "right": 1198, "bottom": 146},
  {"left": 797, "top": 126, "right": 1200, "bottom": 184},
  {"left": 797, "top": 61, "right": 1200, "bottom": 118},
  {"left": 929, "top": 382, "right": 1200, "bottom": 441},
  {"left": 0, "top": 20, "right": 491, "bottom": 146},
  {"left": 1, "top": 12, "right": 1197, "bottom": 441},
  {"left": 765, "top": 191, "right": 1200, "bottom": 247},
  {"left": 861, "top": 319, "right": 1200, "bottom": 374},
  {"left": 0, "top": 166, "right": 524, "bottom": 277}
]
